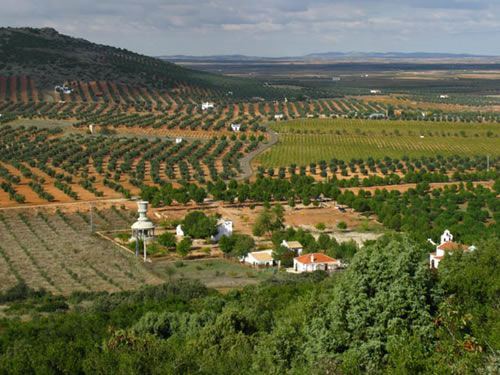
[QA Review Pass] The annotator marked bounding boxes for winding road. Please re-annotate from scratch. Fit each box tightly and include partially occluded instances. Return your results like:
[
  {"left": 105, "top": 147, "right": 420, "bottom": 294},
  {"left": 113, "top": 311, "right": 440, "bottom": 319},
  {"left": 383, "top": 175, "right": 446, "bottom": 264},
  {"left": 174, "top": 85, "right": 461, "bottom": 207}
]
[{"left": 236, "top": 123, "right": 279, "bottom": 180}]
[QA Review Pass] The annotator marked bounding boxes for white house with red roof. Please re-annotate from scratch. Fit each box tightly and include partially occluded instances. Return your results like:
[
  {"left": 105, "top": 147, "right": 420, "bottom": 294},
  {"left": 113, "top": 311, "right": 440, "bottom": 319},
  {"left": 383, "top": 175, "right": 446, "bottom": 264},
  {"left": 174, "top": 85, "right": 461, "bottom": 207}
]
[
  {"left": 429, "top": 230, "right": 475, "bottom": 269},
  {"left": 292, "top": 253, "right": 340, "bottom": 273}
]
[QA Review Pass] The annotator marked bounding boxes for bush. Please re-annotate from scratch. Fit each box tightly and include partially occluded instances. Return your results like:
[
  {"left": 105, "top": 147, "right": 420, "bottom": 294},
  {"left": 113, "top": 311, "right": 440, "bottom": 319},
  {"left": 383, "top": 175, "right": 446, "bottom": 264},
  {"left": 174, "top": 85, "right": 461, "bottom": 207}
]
[
  {"left": 337, "top": 221, "right": 348, "bottom": 230},
  {"left": 315, "top": 222, "right": 326, "bottom": 231},
  {"left": 157, "top": 232, "right": 176, "bottom": 247}
]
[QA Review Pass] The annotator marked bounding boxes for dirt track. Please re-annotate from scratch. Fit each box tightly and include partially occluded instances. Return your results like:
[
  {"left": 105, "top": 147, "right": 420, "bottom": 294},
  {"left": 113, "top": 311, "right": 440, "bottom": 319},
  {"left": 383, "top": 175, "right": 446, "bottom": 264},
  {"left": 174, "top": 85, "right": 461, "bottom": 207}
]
[{"left": 236, "top": 123, "right": 279, "bottom": 180}]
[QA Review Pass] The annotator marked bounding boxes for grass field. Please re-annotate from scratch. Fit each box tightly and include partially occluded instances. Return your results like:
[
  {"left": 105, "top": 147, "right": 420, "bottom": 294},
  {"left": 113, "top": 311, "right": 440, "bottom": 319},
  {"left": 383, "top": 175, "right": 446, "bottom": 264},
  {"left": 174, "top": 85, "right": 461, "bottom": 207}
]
[
  {"left": 258, "top": 119, "right": 500, "bottom": 167},
  {"left": 152, "top": 259, "right": 275, "bottom": 290}
]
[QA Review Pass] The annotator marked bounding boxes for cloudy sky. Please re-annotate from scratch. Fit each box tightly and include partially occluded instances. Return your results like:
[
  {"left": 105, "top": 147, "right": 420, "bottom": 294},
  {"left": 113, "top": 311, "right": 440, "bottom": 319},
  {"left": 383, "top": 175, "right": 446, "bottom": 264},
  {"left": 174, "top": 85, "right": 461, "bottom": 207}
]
[{"left": 2, "top": 0, "right": 500, "bottom": 56}]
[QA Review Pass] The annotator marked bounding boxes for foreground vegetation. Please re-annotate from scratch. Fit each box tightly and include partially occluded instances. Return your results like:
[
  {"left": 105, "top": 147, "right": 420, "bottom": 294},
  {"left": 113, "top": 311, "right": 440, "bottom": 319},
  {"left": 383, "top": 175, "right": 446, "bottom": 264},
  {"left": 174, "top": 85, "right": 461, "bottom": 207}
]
[{"left": 0, "top": 235, "right": 498, "bottom": 374}]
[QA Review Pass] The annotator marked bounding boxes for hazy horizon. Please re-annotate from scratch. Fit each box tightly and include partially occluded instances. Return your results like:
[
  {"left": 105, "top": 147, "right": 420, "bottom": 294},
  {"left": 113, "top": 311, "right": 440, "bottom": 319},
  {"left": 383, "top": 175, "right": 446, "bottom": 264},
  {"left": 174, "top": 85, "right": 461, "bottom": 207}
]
[{"left": 2, "top": 0, "right": 500, "bottom": 57}]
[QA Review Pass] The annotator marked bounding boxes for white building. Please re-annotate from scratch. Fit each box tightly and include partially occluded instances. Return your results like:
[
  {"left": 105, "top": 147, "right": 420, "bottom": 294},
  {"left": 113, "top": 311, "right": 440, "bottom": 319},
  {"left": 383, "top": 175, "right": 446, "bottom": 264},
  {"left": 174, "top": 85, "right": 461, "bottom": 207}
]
[
  {"left": 175, "top": 138, "right": 183, "bottom": 144},
  {"left": 274, "top": 114, "right": 284, "bottom": 120},
  {"left": 89, "top": 124, "right": 96, "bottom": 134},
  {"left": 292, "top": 253, "right": 340, "bottom": 273},
  {"left": 230, "top": 123, "right": 241, "bottom": 132},
  {"left": 241, "top": 250, "right": 274, "bottom": 267},
  {"left": 176, "top": 220, "right": 232, "bottom": 242},
  {"left": 370, "top": 89, "right": 381, "bottom": 94},
  {"left": 211, "top": 220, "right": 233, "bottom": 242},
  {"left": 201, "top": 102, "right": 214, "bottom": 111},
  {"left": 440, "top": 94, "right": 449, "bottom": 99},
  {"left": 429, "top": 230, "right": 475, "bottom": 269},
  {"left": 281, "top": 240, "right": 303, "bottom": 255},
  {"left": 55, "top": 85, "right": 72, "bottom": 94}
]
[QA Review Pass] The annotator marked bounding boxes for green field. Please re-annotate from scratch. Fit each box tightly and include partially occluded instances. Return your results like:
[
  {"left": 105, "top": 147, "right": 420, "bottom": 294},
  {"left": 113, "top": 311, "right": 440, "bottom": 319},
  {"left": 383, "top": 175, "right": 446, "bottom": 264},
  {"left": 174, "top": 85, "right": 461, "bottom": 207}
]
[
  {"left": 258, "top": 119, "right": 500, "bottom": 167},
  {"left": 152, "top": 259, "right": 275, "bottom": 289}
]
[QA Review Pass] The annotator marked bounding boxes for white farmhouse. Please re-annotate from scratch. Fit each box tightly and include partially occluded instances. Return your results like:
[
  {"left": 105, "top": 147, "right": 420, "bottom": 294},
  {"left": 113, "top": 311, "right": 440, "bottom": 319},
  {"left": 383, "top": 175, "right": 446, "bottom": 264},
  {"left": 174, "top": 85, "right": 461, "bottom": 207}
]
[
  {"left": 241, "top": 250, "right": 274, "bottom": 267},
  {"left": 211, "top": 220, "right": 233, "bottom": 242},
  {"left": 440, "top": 94, "right": 449, "bottom": 99},
  {"left": 293, "top": 253, "right": 340, "bottom": 273},
  {"left": 230, "top": 123, "right": 241, "bottom": 132},
  {"left": 370, "top": 89, "right": 381, "bottom": 94},
  {"left": 201, "top": 102, "right": 214, "bottom": 111},
  {"left": 175, "top": 138, "right": 183, "bottom": 144},
  {"left": 281, "top": 240, "right": 303, "bottom": 255},
  {"left": 55, "top": 85, "right": 72, "bottom": 95},
  {"left": 274, "top": 114, "right": 284, "bottom": 120},
  {"left": 176, "top": 224, "right": 184, "bottom": 237},
  {"left": 429, "top": 230, "right": 475, "bottom": 269}
]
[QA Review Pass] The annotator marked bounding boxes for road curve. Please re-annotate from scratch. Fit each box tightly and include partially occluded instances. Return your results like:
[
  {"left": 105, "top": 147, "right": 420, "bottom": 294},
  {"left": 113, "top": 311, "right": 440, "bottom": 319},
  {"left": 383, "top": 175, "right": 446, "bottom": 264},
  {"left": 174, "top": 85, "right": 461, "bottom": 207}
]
[{"left": 236, "top": 123, "right": 279, "bottom": 181}]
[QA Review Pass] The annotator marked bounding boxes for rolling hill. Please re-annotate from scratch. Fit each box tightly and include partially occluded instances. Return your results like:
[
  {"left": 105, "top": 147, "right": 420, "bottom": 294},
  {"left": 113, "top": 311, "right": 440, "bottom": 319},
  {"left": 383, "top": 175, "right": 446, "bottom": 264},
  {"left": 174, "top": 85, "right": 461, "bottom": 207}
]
[{"left": 0, "top": 27, "right": 287, "bottom": 99}]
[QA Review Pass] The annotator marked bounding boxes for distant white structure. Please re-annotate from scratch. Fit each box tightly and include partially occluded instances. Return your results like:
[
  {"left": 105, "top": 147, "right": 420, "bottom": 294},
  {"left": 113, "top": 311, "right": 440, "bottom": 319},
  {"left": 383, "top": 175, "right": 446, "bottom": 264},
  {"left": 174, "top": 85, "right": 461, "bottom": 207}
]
[
  {"left": 274, "top": 114, "right": 284, "bottom": 120},
  {"left": 175, "top": 138, "right": 183, "bottom": 144},
  {"left": 201, "top": 102, "right": 214, "bottom": 111},
  {"left": 176, "top": 224, "right": 184, "bottom": 237},
  {"left": 55, "top": 85, "right": 72, "bottom": 94},
  {"left": 89, "top": 124, "right": 96, "bottom": 134},
  {"left": 230, "top": 123, "right": 241, "bottom": 132},
  {"left": 240, "top": 250, "right": 274, "bottom": 267},
  {"left": 440, "top": 94, "right": 449, "bottom": 99},
  {"left": 292, "top": 253, "right": 340, "bottom": 273},
  {"left": 429, "top": 230, "right": 475, "bottom": 269},
  {"left": 211, "top": 220, "right": 233, "bottom": 242},
  {"left": 370, "top": 89, "right": 381, "bottom": 94},
  {"left": 281, "top": 240, "right": 303, "bottom": 255},
  {"left": 331, "top": 77, "right": 341, "bottom": 81},
  {"left": 131, "top": 201, "right": 155, "bottom": 261},
  {"left": 369, "top": 113, "right": 385, "bottom": 119}
]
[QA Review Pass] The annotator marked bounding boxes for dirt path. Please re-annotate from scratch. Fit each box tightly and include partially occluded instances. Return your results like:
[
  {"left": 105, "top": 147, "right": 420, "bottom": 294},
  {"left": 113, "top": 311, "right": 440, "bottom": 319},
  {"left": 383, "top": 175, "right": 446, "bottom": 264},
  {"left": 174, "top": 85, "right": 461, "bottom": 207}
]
[
  {"left": 0, "top": 197, "right": 128, "bottom": 211},
  {"left": 236, "top": 123, "right": 279, "bottom": 180}
]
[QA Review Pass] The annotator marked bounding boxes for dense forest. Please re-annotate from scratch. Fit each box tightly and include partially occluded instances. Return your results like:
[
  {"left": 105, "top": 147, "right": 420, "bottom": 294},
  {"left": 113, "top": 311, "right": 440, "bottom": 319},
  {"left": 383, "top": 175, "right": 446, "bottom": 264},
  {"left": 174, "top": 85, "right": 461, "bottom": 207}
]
[{"left": 0, "top": 234, "right": 498, "bottom": 374}]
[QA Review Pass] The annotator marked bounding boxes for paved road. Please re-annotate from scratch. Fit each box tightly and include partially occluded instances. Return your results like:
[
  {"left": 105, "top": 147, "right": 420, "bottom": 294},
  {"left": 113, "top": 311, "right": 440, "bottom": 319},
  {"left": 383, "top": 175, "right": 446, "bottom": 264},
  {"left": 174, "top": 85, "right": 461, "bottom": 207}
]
[{"left": 236, "top": 123, "right": 279, "bottom": 180}]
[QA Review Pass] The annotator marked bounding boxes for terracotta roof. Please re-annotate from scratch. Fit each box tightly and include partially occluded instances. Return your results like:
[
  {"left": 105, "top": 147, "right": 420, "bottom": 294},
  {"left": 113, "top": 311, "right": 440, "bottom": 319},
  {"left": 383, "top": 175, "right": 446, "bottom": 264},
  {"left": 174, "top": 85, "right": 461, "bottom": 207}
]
[
  {"left": 285, "top": 241, "right": 303, "bottom": 249},
  {"left": 437, "top": 242, "right": 470, "bottom": 251},
  {"left": 295, "top": 253, "right": 337, "bottom": 264}
]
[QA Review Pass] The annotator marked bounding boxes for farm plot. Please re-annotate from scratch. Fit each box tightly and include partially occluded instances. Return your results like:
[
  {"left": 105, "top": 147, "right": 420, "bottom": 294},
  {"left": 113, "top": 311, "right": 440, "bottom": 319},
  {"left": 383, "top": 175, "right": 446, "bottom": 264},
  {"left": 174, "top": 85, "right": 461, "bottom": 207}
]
[
  {"left": 0, "top": 208, "right": 160, "bottom": 295},
  {"left": 259, "top": 119, "right": 500, "bottom": 167},
  {"left": 0, "top": 125, "right": 254, "bottom": 207}
]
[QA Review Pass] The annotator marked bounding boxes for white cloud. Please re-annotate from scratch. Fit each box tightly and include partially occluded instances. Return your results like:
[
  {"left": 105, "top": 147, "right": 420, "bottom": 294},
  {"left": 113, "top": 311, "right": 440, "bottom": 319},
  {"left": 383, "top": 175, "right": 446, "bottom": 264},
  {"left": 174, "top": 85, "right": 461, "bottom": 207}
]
[{"left": 1, "top": 0, "right": 499, "bottom": 55}]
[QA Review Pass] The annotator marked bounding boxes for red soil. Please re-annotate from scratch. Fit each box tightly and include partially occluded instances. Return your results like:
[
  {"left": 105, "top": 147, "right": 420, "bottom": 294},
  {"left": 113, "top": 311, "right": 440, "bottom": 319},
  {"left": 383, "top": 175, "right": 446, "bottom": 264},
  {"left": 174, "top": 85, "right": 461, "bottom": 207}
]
[
  {"left": 9, "top": 77, "right": 17, "bottom": 102},
  {"left": 0, "top": 77, "right": 6, "bottom": 101},
  {"left": 19, "top": 76, "right": 28, "bottom": 103}
]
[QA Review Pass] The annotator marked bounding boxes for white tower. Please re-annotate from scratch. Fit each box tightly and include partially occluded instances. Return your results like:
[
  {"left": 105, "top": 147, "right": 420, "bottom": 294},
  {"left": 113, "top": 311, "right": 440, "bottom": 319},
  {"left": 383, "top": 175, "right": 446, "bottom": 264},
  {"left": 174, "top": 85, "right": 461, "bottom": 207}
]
[
  {"left": 131, "top": 201, "right": 155, "bottom": 261},
  {"left": 440, "top": 229, "right": 453, "bottom": 245}
]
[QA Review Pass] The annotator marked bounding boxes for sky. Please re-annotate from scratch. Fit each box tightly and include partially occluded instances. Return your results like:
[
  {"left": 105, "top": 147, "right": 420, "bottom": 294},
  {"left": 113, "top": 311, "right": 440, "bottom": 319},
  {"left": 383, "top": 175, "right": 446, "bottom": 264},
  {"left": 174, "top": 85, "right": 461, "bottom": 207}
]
[{"left": 2, "top": 0, "right": 500, "bottom": 56}]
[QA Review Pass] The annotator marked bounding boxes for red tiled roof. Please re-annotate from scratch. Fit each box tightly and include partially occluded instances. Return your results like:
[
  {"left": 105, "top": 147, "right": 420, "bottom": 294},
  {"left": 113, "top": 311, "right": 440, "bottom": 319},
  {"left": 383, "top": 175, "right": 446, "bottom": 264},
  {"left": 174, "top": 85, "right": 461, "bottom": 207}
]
[
  {"left": 295, "top": 253, "right": 337, "bottom": 264},
  {"left": 437, "top": 242, "right": 470, "bottom": 251}
]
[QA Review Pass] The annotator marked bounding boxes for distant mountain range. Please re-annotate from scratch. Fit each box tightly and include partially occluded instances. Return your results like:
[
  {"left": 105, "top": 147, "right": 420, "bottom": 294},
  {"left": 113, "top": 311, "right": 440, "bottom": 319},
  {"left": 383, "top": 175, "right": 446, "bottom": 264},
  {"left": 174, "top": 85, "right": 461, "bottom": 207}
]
[{"left": 159, "top": 51, "right": 498, "bottom": 62}]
